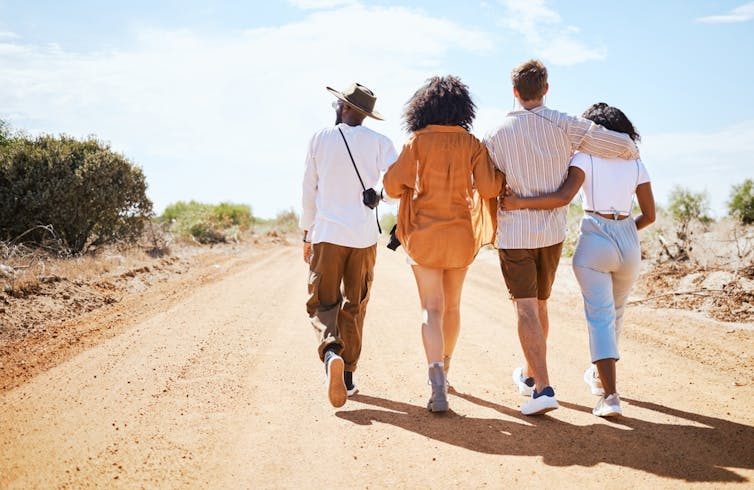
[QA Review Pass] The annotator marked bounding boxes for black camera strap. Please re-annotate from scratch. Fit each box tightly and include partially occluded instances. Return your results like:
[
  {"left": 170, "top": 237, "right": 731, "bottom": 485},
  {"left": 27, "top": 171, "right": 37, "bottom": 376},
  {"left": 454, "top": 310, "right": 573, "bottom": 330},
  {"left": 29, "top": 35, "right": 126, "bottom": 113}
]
[
  {"left": 337, "top": 127, "right": 381, "bottom": 234},
  {"left": 338, "top": 127, "right": 366, "bottom": 191}
]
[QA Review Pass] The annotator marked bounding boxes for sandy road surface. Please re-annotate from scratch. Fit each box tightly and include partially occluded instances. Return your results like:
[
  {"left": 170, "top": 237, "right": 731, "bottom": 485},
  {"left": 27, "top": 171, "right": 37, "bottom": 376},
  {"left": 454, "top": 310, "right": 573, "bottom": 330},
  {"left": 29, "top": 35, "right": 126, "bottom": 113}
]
[{"left": 1, "top": 243, "right": 753, "bottom": 489}]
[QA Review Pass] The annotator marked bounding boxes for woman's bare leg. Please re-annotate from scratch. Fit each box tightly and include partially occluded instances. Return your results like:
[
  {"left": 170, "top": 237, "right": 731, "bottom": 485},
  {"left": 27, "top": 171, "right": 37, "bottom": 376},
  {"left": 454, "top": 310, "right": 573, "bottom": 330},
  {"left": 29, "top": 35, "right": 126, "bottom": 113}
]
[
  {"left": 410, "top": 265, "right": 445, "bottom": 364},
  {"left": 441, "top": 267, "right": 468, "bottom": 374}
]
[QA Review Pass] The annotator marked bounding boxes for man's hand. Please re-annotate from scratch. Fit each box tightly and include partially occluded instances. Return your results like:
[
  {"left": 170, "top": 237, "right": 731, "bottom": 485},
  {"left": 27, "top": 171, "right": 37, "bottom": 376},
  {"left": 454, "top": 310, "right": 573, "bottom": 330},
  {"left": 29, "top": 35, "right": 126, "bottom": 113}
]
[
  {"left": 302, "top": 230, "right": 312, "bottom": 264},
  {"left": 500, "top": 186, "right": 524, "bottom": 210}
]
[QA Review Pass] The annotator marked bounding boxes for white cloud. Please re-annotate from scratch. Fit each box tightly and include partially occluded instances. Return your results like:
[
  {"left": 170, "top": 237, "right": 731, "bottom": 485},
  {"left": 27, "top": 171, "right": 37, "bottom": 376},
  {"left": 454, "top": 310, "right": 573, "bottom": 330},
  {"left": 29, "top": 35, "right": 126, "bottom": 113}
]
[
  {"left": 501, "top": 0, "right": 561, "bottom": 29},
  {"left": 0, "top": 42, "right": 30, "bottom": 55},
  {"left": 288, "top": 0, "right": 358, "bottom": 9},
  {"left": 642, "top": 121, "right": 754, "bottom": 217},
  {"left": 0, "top": 5, "right": 493, "bottom": 218},
  {"left": 697, "top": 2, "right": 754, "bottom": 23},
  {"left": 0, "top": 31, "right": 19, "bottom": 39},
  {"left": 537, "top": 36, "right": 607, "bottom": 66},
  {"left": 498, "top": 0, "right": 606, "bottom": 66}
]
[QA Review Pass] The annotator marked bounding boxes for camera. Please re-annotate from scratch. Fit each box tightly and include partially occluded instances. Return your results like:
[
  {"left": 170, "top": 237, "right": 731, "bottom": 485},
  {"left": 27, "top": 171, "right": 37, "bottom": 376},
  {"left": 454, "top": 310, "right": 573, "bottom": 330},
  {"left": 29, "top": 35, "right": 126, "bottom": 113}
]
[
  {"left": 387, "top": 224, "right": 402, "bottom": 251},
  {"left": 362, "top": 188, "right": 379, "bottom": 209}
]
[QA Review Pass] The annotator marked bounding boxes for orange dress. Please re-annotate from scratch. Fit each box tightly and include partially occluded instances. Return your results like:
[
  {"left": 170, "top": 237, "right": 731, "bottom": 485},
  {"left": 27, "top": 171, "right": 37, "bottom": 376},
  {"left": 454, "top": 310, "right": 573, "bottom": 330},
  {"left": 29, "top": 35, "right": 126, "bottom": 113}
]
[{"left": 383, "top": 125, "right": 504, "bottom": 269}]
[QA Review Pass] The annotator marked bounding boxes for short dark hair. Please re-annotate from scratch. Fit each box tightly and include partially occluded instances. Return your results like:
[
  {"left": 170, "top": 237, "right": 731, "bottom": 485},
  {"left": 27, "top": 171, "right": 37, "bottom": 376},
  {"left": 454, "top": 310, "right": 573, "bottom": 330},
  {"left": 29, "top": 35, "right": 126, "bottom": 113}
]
[
  {"left": 511, "top": 59, "right": 548, "bottom": 101},
  {"left": 403, "top": 75, "right": 476, "bottom": 132},
  {"left": 582, "top": 103, "right": 641, "bottom": 142}
]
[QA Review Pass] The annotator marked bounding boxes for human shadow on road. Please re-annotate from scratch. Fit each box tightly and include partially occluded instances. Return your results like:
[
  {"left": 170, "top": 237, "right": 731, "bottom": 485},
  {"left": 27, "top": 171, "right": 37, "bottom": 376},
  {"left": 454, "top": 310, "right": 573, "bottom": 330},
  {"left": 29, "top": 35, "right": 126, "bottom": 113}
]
[{"left": 339, "top": 390, "right": 754, "bottom": 483}]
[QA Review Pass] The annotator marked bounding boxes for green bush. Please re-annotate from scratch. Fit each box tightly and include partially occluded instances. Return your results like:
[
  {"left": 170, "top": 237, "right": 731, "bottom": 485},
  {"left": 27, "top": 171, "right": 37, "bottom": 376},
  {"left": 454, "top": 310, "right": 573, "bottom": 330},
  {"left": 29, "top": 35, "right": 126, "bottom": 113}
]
[
  {"left": 667, "top": 186, "right": 711, "bottom": 224},
  {"left": 0, "top": 134, "right": 152, "bottom": 253},
  {"left": 214, "top": 202, "right": 253, "bottom": 230},
  {"left": 160, "top": 201, "right": 252, "bottom": 243},
  {"left": 0, "top": 120, "right": 11, "bottom": 147},
  {"left": 728, "top": 179, "right": 754, "bottom": 225},
  {"left": 271, "top": 209, "right": 299, "bottom": 233},
  {"left": 662, "top": 186, "right": 712, "bottom": 262},
  {"left": 161, "top": 200, "right": 213, "bottom": 223},
  {"left": 188, "top": 221, "right": 228, "bottom": 244}
]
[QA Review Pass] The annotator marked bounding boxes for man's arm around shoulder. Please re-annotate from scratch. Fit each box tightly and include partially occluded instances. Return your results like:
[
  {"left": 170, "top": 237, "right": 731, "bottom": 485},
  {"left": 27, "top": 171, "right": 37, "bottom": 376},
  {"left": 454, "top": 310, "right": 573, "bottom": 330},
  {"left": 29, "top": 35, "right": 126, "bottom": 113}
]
[{"left": 567, "top": 116, "right": 639, "bottom": 160}]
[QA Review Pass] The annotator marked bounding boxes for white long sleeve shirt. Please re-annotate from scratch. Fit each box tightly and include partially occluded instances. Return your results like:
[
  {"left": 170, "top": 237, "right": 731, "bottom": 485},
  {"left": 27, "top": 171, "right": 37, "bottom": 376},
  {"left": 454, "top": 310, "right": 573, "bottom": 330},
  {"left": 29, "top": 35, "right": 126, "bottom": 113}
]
[{"left": 300, "top": 123, "right": 397, "bottom": 248}]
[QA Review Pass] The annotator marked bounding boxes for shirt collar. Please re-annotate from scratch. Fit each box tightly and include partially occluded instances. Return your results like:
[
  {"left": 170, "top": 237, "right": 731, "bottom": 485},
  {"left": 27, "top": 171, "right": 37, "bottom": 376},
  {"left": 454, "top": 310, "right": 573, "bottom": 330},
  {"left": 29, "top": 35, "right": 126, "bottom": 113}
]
[{"left": 416, "top": 124, "right": 467, "bottom": 134}]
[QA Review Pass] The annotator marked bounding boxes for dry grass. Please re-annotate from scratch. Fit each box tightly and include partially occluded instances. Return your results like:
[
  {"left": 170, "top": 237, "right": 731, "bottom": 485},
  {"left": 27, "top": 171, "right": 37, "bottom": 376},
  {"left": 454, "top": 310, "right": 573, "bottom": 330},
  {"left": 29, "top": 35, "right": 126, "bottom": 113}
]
[{"left": 1, "top": 246, "right": 160, "bottom": 298}]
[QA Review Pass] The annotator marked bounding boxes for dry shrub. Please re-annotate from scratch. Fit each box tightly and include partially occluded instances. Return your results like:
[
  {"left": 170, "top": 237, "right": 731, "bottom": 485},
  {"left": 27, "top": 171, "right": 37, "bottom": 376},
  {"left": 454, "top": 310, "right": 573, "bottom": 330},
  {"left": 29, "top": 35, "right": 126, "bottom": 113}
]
[{"left": 636, "top": 218, "right": 754, "bottom": 323}]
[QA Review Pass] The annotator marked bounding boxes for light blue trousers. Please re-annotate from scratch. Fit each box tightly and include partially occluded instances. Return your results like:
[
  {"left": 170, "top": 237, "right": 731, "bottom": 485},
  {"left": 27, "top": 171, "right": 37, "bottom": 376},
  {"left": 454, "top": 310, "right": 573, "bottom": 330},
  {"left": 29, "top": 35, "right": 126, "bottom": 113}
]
[{"left": 572, "top": 213, "right": 641, "bottom": 363}]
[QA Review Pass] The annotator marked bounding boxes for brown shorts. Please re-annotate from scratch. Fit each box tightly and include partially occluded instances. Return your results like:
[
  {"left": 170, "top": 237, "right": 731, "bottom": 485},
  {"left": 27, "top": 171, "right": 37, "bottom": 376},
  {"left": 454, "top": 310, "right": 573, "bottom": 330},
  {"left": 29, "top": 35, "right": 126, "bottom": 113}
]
[{"left": 498, "top": 242, "right": 563, "bottom": 300}]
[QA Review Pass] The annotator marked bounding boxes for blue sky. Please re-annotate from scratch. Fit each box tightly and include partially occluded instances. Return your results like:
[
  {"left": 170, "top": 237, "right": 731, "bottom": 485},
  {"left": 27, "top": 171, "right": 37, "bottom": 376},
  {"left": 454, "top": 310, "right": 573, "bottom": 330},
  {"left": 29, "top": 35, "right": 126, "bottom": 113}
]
[{"left": 1, "top": 0, "right": 753, "bottom": 218}]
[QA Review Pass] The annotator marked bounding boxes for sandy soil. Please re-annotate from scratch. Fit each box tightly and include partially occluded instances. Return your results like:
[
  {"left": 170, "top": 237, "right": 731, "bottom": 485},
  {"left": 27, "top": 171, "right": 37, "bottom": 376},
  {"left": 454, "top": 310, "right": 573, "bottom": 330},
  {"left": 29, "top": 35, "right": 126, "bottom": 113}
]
[{"left": 1, "top": 241, "right": 753, "bottom": 489}]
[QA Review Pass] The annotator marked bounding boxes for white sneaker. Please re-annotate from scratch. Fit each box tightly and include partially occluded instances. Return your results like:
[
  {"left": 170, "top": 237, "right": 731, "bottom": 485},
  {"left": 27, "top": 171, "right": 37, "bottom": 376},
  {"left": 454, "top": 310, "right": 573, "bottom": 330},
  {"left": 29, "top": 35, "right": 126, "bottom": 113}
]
[
  {"left": 325, "top": 354, "right": 347, "bottom": 408},
  {"left": 521, "top": 387, "right": 559, "bottom": 415},
  {"left": 346, "top": 382, "right": 359, "bottom": 397},
  {"left": 512, "top": 367, "right": 534, "bottom": 396},
  {"left": 593, "top": 393, "right": 622, "bottom": 417},
  {"left": 344, "top": 371, "right": 358, "bottom": 396},
  {"left": 583, "top": 365, "right": 605, "bottom": 396}
]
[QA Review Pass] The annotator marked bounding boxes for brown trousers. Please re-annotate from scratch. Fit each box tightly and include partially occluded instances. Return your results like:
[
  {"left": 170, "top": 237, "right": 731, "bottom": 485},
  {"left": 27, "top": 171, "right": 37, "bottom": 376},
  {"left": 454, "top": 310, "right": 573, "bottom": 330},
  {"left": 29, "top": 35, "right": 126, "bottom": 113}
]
[{"left": 307, "top": 242, "right": 376, "bottom": 372}]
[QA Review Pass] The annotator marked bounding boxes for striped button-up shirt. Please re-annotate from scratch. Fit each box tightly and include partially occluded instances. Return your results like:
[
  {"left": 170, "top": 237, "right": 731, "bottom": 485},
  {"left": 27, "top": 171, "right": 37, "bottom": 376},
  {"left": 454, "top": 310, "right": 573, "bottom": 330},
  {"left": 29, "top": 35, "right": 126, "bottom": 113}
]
[{"left": 484, "top": 105, "right": 639, "bottom": 249}]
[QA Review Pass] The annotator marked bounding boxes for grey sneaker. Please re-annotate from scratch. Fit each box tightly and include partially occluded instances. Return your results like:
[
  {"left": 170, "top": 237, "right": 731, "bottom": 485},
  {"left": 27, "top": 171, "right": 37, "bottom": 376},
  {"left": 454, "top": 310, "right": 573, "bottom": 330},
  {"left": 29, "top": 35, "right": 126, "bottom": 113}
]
[
  {"left": 427, "top": 363, "right": 449, "bottom": 412},
  {"left": 593, "top": 393, "right": 622, "bottom": 417},
  {"left": 512, "top": 367, "right": 534, "bottom": 396},
  {"left": 325, "top": 353, "right": 347, "bottom": 408},
  {"left": 583, "top": 365, "right": 605, "bottom": 396}
]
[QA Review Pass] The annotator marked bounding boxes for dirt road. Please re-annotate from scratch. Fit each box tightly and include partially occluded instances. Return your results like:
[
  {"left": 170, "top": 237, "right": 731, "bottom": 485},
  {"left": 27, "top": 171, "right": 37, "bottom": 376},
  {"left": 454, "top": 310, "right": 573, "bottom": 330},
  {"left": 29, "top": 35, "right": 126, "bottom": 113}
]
[{"left": 1, "top": 243, "right": 753, "bottom": 488}]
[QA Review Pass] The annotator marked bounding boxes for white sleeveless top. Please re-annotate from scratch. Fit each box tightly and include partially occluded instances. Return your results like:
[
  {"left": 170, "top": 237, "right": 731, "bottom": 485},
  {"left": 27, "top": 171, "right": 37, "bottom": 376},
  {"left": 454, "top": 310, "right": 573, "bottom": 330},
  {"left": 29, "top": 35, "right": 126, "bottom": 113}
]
[{"left": 570, "top": 152, "right": 651, "bottom": 216}]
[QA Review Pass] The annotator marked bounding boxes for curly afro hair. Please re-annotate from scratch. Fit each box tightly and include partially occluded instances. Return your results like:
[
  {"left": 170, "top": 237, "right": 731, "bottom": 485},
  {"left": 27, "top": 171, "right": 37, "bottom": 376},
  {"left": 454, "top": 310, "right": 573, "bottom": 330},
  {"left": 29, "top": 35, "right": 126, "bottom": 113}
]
[
  {"left": 582, "top": 103, "right": 641, "bottom": 142},
  {"left": 403, "top": 75, "right": 476, "bottom": 132}
]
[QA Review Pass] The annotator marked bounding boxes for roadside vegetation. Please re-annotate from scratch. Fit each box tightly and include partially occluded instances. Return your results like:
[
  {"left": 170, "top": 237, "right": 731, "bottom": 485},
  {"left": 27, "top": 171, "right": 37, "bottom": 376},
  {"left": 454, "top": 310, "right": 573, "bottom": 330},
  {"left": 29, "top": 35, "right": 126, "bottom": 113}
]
[
  {"left": 0, "top": 117, "right": 752, "bottom": 324},
  {"left": 0, "top": 120, "right": 299, "bottom": 308},
  {"left": 633, "top": 185, "right": 754, "bottom": 322}
]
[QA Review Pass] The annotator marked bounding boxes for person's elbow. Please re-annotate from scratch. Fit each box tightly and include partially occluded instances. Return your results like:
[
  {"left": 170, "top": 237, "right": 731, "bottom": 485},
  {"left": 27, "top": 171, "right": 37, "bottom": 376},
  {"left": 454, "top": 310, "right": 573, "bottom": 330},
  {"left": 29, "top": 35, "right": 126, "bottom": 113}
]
[{"left": 643, "top": 208, "right": 656, "bottom": 224}]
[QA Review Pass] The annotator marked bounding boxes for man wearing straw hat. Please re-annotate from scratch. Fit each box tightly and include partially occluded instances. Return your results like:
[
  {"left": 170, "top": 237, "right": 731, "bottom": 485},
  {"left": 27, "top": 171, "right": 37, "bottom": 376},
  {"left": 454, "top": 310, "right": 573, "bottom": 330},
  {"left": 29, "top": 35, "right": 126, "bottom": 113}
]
[{"left": 300, "top": 82, "right": 397, "bottom": 408}]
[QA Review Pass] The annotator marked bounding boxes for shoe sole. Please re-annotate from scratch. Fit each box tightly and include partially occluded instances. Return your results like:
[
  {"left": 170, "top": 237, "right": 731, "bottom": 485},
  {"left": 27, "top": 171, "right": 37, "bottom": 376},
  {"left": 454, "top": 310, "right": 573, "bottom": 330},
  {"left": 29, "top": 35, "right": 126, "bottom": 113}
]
[
  {"left": 522, "top": 404, "right": 559, "bottom": 416},
  {"left": 594, "top": 407, "right": 622, "bottom": 417},
  {"left": 427, "top": 399, "right": 449, "bottom": 412},
  {"left": 595, "top": 411, "right": 621, "bottom": 417},
  {"left": 327, "top": 357, "right": 347, "bottom": 408},
  {"left": 346, "top": 386, "right": 359, "bottom": 397},
  {"left": 521, "top": 399, "right": 560, "bottom": 416}
]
